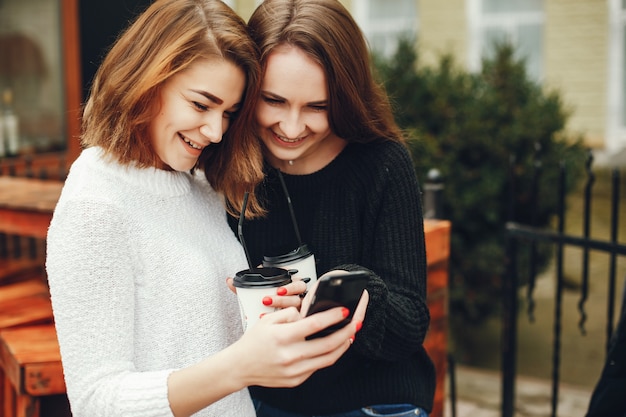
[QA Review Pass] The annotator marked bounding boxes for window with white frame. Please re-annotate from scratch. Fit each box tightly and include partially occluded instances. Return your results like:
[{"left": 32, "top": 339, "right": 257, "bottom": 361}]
[
  {"left": 467, "top": 0, "right": 544, "bottom": 82},
  {"left": 607, "top": 0, "right": 626, "bottom": 151},
  {"left": 352, "top": 0, "right": 418, "bottom": 58}
]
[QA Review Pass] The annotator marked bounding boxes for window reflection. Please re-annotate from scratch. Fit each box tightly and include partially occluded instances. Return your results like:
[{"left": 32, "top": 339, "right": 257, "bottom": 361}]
[
  {"left": 0, "top": 0, "right": 65, "bottom": 157},
  {"left": 471, "top": 0, "right": 544, "bottom": 82},
  {"left": 363, "top": 0, "right": 417, "bottom": 58}
]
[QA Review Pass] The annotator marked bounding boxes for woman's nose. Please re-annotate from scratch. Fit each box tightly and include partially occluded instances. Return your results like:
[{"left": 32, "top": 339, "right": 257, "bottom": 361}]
[
  {"left": 199, "top": 114, "right": 224, "bottom": 144},
  {"left": 279, "top": 111, "right": 305, "bottom": 139}
]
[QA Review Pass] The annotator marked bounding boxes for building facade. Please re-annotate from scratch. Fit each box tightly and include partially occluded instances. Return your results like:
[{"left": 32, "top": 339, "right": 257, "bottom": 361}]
[{"left": 1, "top": 0, "right": 624, "bottom": 164}]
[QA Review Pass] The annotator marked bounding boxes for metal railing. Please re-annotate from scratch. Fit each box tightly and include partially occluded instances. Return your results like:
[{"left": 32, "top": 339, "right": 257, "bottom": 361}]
[{"left": 502, "top": 152, "right": 626, "bottom": 417}]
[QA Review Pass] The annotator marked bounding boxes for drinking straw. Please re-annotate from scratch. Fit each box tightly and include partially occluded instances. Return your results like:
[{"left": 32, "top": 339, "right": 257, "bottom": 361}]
[
  {"left": 237, "top": 191, "right": 253, "bottom": 269},
  {"left": 277, "top": 169, "right": 303, "bottom": 247}
]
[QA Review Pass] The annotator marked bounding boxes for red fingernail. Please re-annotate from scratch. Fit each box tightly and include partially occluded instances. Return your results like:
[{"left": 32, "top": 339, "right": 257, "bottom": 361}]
[
  {"left": 356, "top": 321, "right": 363, "bottom": 332},
  {"left": 341, "top": 307, "right": 350, "bottom": 318},
  {"left": 259, "top": 313, "right": 266, "bottom": 318},
  {"left": 262, "top": 296, "right": 273, "bottom": 306},
  {"left": 276, "top": 287, "right": 287, "bottom": 296}
]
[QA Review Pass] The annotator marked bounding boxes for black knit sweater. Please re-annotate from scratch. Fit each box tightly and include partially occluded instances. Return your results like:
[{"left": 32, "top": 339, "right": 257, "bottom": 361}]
[{"left": 228, "top": 140, "right": 436, "bottom": 415}]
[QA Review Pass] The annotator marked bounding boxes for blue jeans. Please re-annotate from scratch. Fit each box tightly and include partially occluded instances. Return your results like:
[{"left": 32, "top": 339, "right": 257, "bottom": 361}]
[{"left": 254, "top": 400, "right": 429, "bottom": 417}]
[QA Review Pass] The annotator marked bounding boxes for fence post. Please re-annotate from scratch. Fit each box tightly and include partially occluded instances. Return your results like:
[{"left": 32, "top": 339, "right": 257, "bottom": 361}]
[
  {"left": 502, "top": 226, "right": 518, "bottom": 417},
  {"left": 424, "top": 168, "right": 444, "bottom": 219}
]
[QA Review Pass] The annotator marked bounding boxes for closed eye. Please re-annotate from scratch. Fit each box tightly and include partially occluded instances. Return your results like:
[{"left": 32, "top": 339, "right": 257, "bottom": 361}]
[
  {"left": 224, "top": 110, "right": 238, "bottom": 120},
  {"left": 262, "top": 95, "right": 284, "bottom": 106},
  {"left": 193, "top": 101, "right": 209, "bottom": 111}
]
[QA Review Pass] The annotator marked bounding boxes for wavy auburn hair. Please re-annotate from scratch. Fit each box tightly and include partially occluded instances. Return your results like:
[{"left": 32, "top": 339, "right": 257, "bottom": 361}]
[{"left": 82, "top": 0, "right": 264, "bottom": 217}]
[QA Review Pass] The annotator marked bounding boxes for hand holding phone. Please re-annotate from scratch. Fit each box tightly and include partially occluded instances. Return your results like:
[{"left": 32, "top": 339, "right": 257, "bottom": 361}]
[{"left": 304, "top": 270, "right": 368, "bottom": 339}]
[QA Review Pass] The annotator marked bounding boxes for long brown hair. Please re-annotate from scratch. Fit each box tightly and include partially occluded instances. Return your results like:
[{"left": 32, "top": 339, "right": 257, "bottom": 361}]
[
  {"left": 82, "top": 0, "right": 264, "bottom": 217},
  {"left": 247, "top": 0, "right": 404, "bottom": 145}
]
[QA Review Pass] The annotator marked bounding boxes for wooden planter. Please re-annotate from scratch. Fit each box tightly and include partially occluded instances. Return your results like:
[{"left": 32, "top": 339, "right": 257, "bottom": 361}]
[{"left": 423, "top": 219, "right": 451, "bottom": 417}]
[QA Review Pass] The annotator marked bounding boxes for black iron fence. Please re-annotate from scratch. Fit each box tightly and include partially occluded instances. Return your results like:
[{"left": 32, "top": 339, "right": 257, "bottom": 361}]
[{"left": 502, "top": 152, "right": 626, "bottom": 417}]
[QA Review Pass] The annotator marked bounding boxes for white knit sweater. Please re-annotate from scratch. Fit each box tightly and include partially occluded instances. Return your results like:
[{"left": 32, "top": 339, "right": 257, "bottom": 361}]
[{"left": 46, "top": 147, "right": 255, "bottom": 417}]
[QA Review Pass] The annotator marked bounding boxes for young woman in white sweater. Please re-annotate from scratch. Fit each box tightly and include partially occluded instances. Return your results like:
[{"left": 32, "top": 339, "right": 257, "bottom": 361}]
[{"left": 45, "top": 1, "right": 367, "bottom": 416}]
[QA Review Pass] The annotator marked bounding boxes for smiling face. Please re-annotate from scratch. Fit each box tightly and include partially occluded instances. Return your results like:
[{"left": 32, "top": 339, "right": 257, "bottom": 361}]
[
  {"left": 255, "top": 44, "right": 347, "bottom": 174},
  {"left": 149, "top": 58, "right": 245, "bottom": 172}
]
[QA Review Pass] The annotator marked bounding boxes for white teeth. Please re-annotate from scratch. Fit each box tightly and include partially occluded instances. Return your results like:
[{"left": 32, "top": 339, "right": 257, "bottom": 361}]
[
  {"left": 276, "top": 133, "right": 304, "bottom": 143},
  {"left": 181, "top": 134, "right": 202, "bottom": 149}
]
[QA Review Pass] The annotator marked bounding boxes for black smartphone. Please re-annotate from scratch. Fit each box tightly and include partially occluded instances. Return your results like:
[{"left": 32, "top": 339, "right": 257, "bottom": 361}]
[{"left": 305, "top": 270, "right": 368, "bottom": 339}]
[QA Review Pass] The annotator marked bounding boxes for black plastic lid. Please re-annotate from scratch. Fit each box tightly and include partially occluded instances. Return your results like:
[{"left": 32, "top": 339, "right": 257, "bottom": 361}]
[
  {"left": 262, "top": 244, "right": 313, "bottom": 266},
  {"left": 233, "top": 267, "right": 292, "bottom": 288}
]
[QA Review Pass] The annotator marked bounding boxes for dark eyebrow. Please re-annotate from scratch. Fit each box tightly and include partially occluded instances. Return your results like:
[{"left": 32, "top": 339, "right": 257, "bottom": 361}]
[
  {"left": 261, "top": 90, "right": 328, "bottom": 106},
  {"left": 261, "top": 91, "right": 284, "bottom": 100},
  {"left": 191, "top": 89, "right": 223, "bottom": 105},
  {"left": 308, "top": 100, "right": 328, "bottom": 106}
]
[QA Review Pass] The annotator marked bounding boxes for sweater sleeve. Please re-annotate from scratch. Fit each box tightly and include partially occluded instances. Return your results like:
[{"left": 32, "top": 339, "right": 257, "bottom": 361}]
[
  {"left": 343, "top": 143, "right": 430, "bottom": 361},
  {"left": 46, "top": 197, "right": 175, "bottom": 417}
]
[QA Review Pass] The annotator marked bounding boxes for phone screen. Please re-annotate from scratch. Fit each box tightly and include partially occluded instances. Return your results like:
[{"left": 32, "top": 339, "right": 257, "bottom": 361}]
[{"left": 305, "top": 270, "right": 368, "bottom": 339}]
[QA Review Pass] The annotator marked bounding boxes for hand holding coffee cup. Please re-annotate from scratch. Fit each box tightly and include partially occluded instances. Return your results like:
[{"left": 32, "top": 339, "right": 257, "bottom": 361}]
[
  {"left": 233, "top": 267, "right": 293, "bottom": 332},
  {"left": 232, "top": 290, "right": 369, "bottom": 388}
]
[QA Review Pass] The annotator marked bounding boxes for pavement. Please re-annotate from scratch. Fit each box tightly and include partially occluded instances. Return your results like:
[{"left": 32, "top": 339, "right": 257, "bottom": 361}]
[{"left": 445, "top": 365, "right": 593, "bottom": 417}]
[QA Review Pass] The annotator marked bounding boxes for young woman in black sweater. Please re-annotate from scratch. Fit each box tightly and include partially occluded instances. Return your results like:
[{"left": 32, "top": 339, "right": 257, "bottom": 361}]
[{"left": 226, "top": 0, "right": 436, "bottom": 416}]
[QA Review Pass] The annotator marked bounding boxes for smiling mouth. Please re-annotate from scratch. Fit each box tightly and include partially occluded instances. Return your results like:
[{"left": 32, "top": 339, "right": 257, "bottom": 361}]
[
  {"left": 274, "top": 132, "right": 306, "bottom": 144},
  {"left": 179, "top": 133, "right": 203, "bottom": 150}
]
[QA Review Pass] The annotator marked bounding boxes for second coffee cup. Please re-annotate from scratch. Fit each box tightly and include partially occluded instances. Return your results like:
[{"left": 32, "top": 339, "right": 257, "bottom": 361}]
[
  {"left": 262, "top": 244, "right": 317, "bottom": 291},
  {"left": 233, "top": 267, "right": 292, "bottom": 332}
]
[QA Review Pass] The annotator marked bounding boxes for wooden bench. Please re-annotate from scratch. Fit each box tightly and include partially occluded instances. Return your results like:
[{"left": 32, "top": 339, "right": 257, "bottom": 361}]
[
  {"left": 0, "top": 232, "right": 47, "bottom": 288},
  {"left": 0, "top": 279, "right": 62, "bottom": 417},
  {"left": 0, "top": 257, "right": 45, "bottom": 286},
  {"left": 0, "top": 324, "right": 67, "bottom": 417},
  {"left": 0, "top": 280, "right": 52, "bottom": 329}
]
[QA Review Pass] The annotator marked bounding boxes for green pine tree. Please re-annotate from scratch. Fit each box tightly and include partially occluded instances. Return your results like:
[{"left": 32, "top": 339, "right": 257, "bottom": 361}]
[{"left": 374, "top": 39, "right": 588, "bottom": 324}]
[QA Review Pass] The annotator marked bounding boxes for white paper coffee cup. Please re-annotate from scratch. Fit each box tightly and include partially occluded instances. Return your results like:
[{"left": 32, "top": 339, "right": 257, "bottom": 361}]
[
  {"left": 233, "top": 267, "right": 292, "bottom": 332},
  {"left": 262, "top": 244, "right": 317, "bottom": 291}
]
